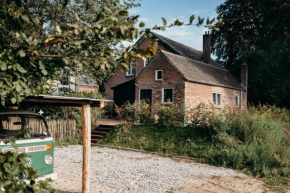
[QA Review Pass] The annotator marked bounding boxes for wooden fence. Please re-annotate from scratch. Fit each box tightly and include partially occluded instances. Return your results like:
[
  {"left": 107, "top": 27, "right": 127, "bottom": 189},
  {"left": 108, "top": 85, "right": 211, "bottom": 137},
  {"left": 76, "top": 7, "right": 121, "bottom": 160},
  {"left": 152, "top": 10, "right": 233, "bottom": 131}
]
[{"left": 47, "top": 119, "right": 76, "bottom": 142}]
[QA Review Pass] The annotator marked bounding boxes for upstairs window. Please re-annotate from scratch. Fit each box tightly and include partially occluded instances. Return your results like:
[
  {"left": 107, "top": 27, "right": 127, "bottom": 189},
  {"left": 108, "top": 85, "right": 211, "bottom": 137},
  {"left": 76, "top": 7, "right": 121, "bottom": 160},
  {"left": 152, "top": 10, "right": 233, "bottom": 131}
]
[
  {"left": 144, "top": 55, "right": 154, "bottom": 67},
  {"left": 126, "top": 65, "right": 134, "bottom": 76},
  {"left": 144, "top": 58, "right": 150, "bottom": 67},
  {"left": 235, "top": 95, "right": 240, "bottom": 107},
  {"left": 79, "top": 74, "right": 95, "bottom": 86},
  {"left": 162, "top": 89, "right": 173, "bottom": 103},
  {"left": 213, "top": 93, "right": 221, "bottom": 106},
  {"left": 155, "top": 70, "right": 163, "bottom": 80},
  {"left": 60, "top": 73, "right": 69, "bottom": 86}
]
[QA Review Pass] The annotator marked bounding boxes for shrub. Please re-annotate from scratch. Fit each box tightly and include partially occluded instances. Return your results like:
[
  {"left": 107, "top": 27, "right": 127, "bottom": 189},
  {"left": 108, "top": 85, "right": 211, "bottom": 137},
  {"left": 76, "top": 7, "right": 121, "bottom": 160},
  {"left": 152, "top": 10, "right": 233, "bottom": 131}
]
[
  {"left": 114, "top": 100, "right": 151, "bottom": 123},
  {"left": 0, "top": 142, "right": 55, "bottom": 192},
  {"left": 103, "top": 104, "right": 290, "bottom": 179},
  {"left": 209, "top": 109, "right": 290, "bottom": 177},
  {"left": 185, "top": 103, "right": 216, "bottom": 126},
  {"left": 139, "top": 100, "right": 151, "bottom": 123},
  {"left": 155, "top": 103, "right": 185, "bottom": 125}
]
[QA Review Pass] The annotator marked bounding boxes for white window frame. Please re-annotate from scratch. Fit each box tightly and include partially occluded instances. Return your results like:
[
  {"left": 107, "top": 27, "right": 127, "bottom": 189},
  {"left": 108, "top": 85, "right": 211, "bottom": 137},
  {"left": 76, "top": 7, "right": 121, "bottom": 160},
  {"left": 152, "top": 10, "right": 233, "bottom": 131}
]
[
  {"left": 213, "top": 92, "right": 221, "bottom": 106},
  {"left": 162, "top": 88, "right": 173, "bottom": 104},
  {"left": 235, "top": 94, "right": 240, "bottom": 107},
  {"left": 155, "top": 70, "right": 163, "bottom": 80},
  {"left": 144, "top": 58, "right": 150, "bottom": 67},
  {"left": 126, "top": 65, "right": 134, "bottom": 76}
]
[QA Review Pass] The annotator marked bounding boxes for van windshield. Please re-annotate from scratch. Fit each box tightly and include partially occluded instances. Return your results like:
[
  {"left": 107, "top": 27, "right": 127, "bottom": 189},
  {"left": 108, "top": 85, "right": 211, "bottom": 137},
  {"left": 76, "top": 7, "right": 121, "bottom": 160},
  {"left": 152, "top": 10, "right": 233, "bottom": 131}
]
[{"left": 0, "top": 115, "right": 50, "bottom": 139}]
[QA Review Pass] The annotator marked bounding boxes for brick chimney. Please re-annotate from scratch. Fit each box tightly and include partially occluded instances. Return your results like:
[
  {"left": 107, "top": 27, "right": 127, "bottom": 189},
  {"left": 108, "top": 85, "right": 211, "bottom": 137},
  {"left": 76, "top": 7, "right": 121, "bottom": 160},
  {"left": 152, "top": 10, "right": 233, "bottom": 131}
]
[
  {"left": 241, "top": 62, "right": 248, "bottom": 88},
  {"left": 203, "top": 31, "right": 211, "bottom": 64}
]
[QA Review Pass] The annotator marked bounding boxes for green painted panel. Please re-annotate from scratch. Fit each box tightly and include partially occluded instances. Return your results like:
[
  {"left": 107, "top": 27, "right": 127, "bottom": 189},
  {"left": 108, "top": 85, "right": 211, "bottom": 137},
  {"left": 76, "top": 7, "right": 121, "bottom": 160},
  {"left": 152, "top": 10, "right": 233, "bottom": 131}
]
[{"left": 0, "top": 139, "right": 54, "bottom": 176}]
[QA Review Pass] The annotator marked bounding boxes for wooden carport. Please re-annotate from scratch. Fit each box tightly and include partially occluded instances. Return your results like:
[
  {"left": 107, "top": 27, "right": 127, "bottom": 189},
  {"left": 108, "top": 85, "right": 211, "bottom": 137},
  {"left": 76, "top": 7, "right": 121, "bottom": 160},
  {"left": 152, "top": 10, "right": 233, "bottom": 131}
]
[{"left": 20, "top": 95, "right": 113, "bottom": 193}]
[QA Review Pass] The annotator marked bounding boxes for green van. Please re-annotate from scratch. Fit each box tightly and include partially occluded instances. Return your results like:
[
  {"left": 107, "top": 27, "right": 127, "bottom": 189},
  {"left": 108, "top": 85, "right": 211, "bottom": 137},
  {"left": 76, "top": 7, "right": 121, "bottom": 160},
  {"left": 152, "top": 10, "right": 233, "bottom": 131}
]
[{"left": 0, "top": 109, "right": 56, "bottom": 180}]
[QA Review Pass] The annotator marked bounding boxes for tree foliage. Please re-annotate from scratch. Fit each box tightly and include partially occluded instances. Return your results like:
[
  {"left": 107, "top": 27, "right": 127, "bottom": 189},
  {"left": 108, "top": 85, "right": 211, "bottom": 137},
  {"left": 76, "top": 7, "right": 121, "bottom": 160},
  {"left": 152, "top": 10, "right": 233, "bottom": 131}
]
[
  {"left": 212, "top": 0, "right": 290, "bottom": 108},
  {"left": 0, "top": 141, "right": 55, "bottom": 192},
  {"left": 0, "top": 0, "right": 149, "bottom": 105},
  {"left": 0, "top": 0, "right": 221, "bottom": 106}
]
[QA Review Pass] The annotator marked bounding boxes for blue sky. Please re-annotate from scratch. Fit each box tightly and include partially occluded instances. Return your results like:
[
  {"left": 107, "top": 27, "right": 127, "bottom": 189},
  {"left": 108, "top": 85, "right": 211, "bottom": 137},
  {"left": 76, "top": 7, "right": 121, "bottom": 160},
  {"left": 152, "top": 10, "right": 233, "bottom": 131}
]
[{"left": 127, "top": 0, "right": 225, "bottom": 51}]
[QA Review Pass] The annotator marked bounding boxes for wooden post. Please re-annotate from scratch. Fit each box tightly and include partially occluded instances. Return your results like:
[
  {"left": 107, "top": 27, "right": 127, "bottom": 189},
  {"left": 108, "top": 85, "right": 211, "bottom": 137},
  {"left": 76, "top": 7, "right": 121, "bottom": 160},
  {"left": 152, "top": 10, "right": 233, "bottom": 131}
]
[{"left": 82, "top": 104, "right": 91, "bottom": 193}]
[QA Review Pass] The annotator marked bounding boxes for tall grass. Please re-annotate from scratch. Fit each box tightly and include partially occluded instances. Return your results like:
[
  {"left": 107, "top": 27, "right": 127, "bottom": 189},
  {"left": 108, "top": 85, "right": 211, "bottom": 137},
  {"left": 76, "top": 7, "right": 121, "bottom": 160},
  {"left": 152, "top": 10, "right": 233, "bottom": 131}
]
[{"left": 102, "top": 104, "right": 290, "bottom": 179}]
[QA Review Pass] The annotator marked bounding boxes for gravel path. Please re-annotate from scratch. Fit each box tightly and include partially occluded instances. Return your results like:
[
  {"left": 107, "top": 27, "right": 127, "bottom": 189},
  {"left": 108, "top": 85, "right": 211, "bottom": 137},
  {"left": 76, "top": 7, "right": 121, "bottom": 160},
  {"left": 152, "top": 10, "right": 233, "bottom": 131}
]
[{"left": 51, "top": 145, "right": 251, "bottom": 193}]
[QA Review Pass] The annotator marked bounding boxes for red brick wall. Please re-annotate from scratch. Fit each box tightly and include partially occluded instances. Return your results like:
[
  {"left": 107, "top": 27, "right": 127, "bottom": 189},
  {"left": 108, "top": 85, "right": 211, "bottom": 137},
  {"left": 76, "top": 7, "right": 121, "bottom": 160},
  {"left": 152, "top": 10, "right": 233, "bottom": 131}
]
[
  {"left": 184, "top": 82, "right": 247, "bottom": 109},
  {"left": 78, "top": 85, "right": 98, "bottom": 93},
  {"left": 105, "top": 37, "right": 171, "bottom": 100},
  {"left": 105, "top": 70, "right": 134, "bottom": 100},
  {"left": 135, "top": 53, "right": 185, "bottom": 116}
]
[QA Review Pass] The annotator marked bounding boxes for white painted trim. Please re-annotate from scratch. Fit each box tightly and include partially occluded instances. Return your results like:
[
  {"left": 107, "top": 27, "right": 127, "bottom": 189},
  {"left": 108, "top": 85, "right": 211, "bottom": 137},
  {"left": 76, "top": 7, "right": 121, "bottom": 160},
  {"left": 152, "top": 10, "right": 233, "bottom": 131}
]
[
  {"left": 213, "top": 92, "right": 222, "bottom": 106},
  {"left": 36, "top": 172, "right": 57, "bottom": 181},
  {"left": 162, "top": 88, "right": 173, "bottom": 104},
  {"left": 126, "top": 65, "right": 134, "bottom": 76},
  {"left": 235, "top": 94, "right": 240, "bottom": 107},
  {"left": 155, "top": 70, "right": 163, "bottom": 80},
  {"left": 0, "top": 137, "right": 53, "bottom": 146}
]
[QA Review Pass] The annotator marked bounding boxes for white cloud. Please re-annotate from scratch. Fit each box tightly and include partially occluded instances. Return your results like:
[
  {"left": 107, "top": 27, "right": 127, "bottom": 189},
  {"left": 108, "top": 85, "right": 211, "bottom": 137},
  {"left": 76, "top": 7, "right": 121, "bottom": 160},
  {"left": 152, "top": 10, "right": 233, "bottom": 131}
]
[
  {"left": 139, "top": 17, "right": 150, "bottom": 22},
  {"left": 153, "top": 27, "right": 193, "bottom": 37},
  {"left": 128, "top": 8, "right": 139, "bottom": 15},
  {"left": 191, "top": 10, "right": 201, "bottom": 15}
]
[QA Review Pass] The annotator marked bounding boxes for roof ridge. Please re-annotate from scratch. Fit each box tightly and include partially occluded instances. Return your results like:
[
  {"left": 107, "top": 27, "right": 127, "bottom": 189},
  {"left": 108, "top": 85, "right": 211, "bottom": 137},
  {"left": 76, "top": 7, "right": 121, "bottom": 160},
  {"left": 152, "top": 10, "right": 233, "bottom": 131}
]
[
  {"left": 160, "top": 49, "right": 227, "bottom": 71},
  {"left": 151, "top": 31, "right": 202, "bottom": 54}
]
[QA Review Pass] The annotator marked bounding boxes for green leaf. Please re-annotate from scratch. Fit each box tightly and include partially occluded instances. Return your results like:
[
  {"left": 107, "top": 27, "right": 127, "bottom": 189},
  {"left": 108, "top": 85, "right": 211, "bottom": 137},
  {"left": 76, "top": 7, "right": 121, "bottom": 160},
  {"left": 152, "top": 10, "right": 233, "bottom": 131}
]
[
  {"left": 15, "top": 84, "right": 21, "bottom": 92},
  {"left": 162, "top": 18, "right": 167, "bottom": 26},
  {"left": 11, "top": 98, "right": 16, "bottom": 104},
  {"left": 174, "top": 20, "right": 183, "bottom": 26},
  {"left": 62, "top": 58, "right": 69, "bottom": 65},
  {"left": 189, "top": 15, "right": 195, "bottom": 24},
  {"left": 198, "top": 16, "right": 204, "bottom": 25},
  {"left": 139, "top": 22, "right": 145, "bottom": 28},
  {"left": 0, "top": 61, "right": 7, "bottom": 71},
  {"left": 214, "top": 27, "right": 220, "bottom": 31},
  {"left": 104, "top": 7, "right": 112, "bottom": 14},
  {"left": 16, "top": 64, "right": 27, "bottom": 73},
  {"left": 41, "top": 69, "right": 48, "bottom": 75},
  {"left": 21, "top": 15, "right": 30, "bottom": 23},
  {"left": 17, "top": 49, "right": 26, "bottom": 58}
]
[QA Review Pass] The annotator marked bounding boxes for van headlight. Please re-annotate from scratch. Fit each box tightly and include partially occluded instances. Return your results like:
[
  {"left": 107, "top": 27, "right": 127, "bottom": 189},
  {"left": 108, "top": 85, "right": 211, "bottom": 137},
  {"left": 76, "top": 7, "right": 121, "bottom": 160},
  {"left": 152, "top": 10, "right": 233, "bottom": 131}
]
[{"left": 44, "top": 155, "right": 53, "bottom": 165}]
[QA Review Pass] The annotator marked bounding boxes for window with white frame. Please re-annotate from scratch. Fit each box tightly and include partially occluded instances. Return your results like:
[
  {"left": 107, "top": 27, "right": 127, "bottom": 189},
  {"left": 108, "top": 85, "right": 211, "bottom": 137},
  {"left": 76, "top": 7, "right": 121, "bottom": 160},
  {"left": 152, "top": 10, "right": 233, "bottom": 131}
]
[
  {"left": 235, "top": 95, "right": 240, "bottom": 107},
  {"left": 60, "top": 72, "right": 69, "bottom": 86},
  {"left": 213, "top": 93, "right": 221, "bottom": 106},
  {"left": 144, "top": 55, "right": 154, "bottom": 67},
  {"left": 162, "top": 88, "right": 173, "bottom": 103},
  {"left": 126, "top": 65, "right": 134, "bottom": 76},
  {"left": 155, "top": 70, "right": 163, "bottom": 80},
  {"left": 144, "top": 58, "right": 150, "bottom": 67}
]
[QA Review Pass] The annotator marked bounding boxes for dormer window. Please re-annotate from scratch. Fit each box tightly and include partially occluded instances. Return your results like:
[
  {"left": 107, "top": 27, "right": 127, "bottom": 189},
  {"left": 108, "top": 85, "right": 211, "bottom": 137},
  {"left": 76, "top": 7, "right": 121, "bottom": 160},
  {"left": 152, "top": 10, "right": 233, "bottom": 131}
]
[
  {"left": 155, "top": 70, "right": 163, "bottom": 80},
  {"left": 126, "top": 65, "right": 134, "bottom": 76}
]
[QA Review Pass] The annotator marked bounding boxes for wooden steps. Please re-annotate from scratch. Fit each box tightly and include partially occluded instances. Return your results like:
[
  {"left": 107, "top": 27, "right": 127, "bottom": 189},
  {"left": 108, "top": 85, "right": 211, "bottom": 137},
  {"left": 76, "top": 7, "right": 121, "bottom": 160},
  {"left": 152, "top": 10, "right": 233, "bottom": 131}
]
[
  {"left": 79, "top": 119, "right": 123, "bottom": 146},
  {"left": 90, "top": 124, "right": 113, "bottom": 146}
]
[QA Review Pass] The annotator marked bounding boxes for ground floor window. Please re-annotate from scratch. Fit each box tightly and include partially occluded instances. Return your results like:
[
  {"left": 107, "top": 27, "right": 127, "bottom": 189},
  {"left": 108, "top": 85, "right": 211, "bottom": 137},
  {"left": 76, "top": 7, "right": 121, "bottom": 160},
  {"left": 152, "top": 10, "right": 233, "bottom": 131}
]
[
  {"left": 162, "top": 89, "right": 173, "bottom": 103},
  {"left": 213, "top": 93, "right": 221, "bottom": 106}
]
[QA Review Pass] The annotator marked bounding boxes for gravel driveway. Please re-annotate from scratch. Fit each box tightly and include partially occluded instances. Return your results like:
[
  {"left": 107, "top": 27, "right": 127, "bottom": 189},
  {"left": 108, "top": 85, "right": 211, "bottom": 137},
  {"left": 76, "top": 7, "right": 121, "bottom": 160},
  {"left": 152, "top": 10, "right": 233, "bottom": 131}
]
[{"left": 51, "top": 145, "right": 265, "bottom": 193}]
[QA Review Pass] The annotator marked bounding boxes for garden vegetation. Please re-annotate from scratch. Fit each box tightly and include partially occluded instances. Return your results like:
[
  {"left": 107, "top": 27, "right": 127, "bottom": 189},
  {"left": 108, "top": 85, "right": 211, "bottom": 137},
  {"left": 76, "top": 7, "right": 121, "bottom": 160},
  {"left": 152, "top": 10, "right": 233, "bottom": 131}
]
[{"left": 101, "top": 102, "right": 290, "bottom": 189}]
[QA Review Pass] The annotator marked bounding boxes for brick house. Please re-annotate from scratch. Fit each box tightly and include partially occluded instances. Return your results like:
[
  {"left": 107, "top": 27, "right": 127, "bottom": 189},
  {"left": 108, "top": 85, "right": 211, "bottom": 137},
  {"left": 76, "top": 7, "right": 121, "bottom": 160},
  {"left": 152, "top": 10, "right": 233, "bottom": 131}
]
[
  {"left": 105, "top": 32, "right": 247, "bottom": 115},
  {"left": 52, "top": 74, "right": 98, "bottom": 96}
]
